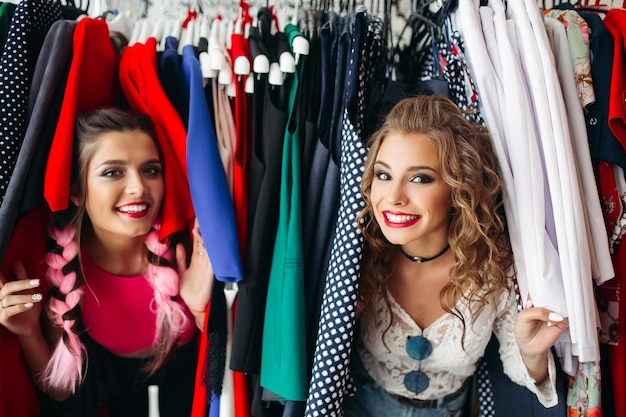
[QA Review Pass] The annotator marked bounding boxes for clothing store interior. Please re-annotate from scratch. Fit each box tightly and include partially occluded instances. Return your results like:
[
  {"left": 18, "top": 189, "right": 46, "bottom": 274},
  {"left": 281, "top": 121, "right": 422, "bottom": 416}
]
[{"left": 0, "top": 0, "right": 625, "bottom": 416}]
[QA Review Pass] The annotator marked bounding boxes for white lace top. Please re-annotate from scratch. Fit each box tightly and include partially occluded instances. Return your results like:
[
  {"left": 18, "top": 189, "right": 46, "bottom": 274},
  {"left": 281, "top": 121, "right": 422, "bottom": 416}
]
[{"left": 358, "top": 284, "right": 558, "bottom": 407}]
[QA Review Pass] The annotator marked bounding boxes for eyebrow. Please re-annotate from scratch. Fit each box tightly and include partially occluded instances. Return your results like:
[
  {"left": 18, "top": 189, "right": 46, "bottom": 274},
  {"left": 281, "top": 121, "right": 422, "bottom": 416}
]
[
  {"left": 95, "top": 158, "right": 162, "bottom": 169},
  {"left": 374, "top": 160, "right": 437, "bottom": 172}
]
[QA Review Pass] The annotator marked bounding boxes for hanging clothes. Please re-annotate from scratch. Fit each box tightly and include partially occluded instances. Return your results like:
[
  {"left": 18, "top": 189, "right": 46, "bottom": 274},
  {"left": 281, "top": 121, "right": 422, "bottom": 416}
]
[
  {"left": 42, "top": 17, "right": 119, "bottom": 214},
  {"left": 117, "top": 37, "right": 195, "bottom": 242},
  {"left": 0, "top": 17, "right": 74, "bottom": 269},
  {"left": 260, "top": 22, "right": 308, "bottom": 402},
  {"left": 230, "top": 10, "right": 290, "bottom": 375},
  {"left": 0, "top": 0, "right": 61, "bottom": 210},
  {"left": 305, "top": 8, "right": 384, "bottom": 415},
  {"left": 159, "top": 36, "right": 190, "bottom": 128}
]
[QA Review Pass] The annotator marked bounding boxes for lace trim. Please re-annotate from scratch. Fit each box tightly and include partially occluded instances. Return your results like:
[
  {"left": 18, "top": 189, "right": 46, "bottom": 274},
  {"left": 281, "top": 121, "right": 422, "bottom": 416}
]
[{"left": 358, "top": 285, "right": 557, "bottom": 406}]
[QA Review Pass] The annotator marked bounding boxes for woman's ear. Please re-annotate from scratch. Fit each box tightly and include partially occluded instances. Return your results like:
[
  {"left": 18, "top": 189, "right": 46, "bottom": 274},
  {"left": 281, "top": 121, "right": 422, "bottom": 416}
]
[
  {"left": 69, "top": 185, "right": 83, "bottom": 207},
  {"left": 69, "top": 195, "right": 82, "bottom": 208}
]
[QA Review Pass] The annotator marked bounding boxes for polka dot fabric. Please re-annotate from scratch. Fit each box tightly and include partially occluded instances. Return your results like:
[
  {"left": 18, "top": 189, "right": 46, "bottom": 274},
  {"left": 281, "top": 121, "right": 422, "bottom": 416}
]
[
  {"left": 305, "top": 11, "right": 384, "bottom": 416},
  {"left": 304, "top": 110, "right": 366, "bottom": 417},
  {"left": 0, "top": 0, "right": 61, "bottom": 205}
]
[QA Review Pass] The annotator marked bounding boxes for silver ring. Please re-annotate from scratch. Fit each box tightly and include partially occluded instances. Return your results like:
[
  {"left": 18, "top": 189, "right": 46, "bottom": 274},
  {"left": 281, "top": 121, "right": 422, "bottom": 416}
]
[{"left": 0, "top": 299, "right": 4, "bottom": 309}]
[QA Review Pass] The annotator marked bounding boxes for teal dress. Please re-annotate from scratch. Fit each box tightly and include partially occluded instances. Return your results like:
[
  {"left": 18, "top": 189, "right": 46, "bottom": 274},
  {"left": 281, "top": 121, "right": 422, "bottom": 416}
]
[{"left": 260, "top": 24, "right": 308, "bottom": 401}]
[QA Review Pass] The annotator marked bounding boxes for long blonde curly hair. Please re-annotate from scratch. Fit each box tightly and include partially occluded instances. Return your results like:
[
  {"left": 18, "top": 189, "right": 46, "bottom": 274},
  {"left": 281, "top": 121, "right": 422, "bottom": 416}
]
[{"left": 356, "top": 95, "right": 514, "bottom": 328}]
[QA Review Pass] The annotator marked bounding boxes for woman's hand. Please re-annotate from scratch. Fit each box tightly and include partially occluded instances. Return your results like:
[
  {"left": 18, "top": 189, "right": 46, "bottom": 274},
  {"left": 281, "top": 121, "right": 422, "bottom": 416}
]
[
  {"left": 514, "top": 304, "right": 568, "bottom": 382},
  {"left": 0, "top": 260, "right": 44, "bottom": 337},
  {"left": 176, "top": 219, "right": 214, "bottom": 327}
]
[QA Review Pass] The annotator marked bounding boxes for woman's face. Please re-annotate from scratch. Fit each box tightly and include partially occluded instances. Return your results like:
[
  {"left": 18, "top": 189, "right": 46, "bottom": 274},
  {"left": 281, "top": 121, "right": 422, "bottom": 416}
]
[
  {"left": 79, "top": 131, "right": 164, "bottom": 243},
  {"left": 370, "top": 132, "right": 452, "bottom": 252}
]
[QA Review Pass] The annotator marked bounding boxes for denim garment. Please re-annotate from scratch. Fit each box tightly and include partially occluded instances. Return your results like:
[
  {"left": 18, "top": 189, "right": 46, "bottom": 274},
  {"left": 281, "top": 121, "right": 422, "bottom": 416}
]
[{"left": 343, "top": 355, "right": 467, "bottom": 417}]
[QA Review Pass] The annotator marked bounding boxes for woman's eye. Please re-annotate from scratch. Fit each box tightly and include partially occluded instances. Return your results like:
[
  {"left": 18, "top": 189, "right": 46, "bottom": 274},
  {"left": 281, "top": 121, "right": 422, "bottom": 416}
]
[
  {"left": 375, "top": 170, "right": 391, "bottom": 181},
  {"left": 411, "top": 174, "right": 434, "bottom": 184},
  {"left": 102, "top": 169, "right": 121, "bottom": 178},
  {"left": 144, "top": 166, "right": 162, "bottom": 177}
]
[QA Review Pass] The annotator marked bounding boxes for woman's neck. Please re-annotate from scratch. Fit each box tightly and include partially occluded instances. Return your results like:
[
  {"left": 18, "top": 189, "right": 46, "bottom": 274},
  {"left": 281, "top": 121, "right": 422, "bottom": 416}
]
[{"left": 83, "top": 234, "right": 148, "bottom": 276}]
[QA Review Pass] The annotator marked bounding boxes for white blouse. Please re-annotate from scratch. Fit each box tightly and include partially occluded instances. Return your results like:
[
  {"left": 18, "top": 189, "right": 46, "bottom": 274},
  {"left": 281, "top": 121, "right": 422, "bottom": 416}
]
[{"left": 358, "top": 284, "right": 558, "bottom": 407}]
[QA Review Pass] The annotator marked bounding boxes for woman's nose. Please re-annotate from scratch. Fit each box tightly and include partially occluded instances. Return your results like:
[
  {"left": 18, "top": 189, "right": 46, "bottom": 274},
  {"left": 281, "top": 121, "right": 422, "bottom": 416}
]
[
  {"left": 126, "top": 172, "right": 148, "bottom": 195},
  {"left": 386, "top": 181, "right": 407, "bottom": 205}
]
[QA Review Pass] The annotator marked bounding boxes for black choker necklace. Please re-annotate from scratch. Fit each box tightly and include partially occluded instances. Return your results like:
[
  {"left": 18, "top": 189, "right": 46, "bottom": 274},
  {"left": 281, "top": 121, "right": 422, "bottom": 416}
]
[{"left": 401, "top": 244, "right": 450, "bottom": 263}]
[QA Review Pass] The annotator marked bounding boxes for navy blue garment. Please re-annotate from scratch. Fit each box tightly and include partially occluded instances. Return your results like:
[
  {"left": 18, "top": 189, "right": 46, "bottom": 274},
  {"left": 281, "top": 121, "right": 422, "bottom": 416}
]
[
  {"left": 304, "top": 9, "right": 385, "bottom": 415},
  {"left": 484, "top": 335, "right": 567, "bottom": 417},
  {"left": 304, "top": 107, "right": 366, "bottom": 417},
  {"left": 550, "top": 3, "right": 626, "bottom": 169},
  {"left": 159, "top": 36, "right": 189, "bottom": 129},
  {"left": 581, "top": 12, "right": 626, "bottom": 169},
  {"left": 0, "top": 0, "right": 61, "bottom": 206},
  {"left": 315, "top": 12, "right": 340, "bottom": 153},
  {"left": 328, "top": 17, "right": 349, "bottom": 166}
]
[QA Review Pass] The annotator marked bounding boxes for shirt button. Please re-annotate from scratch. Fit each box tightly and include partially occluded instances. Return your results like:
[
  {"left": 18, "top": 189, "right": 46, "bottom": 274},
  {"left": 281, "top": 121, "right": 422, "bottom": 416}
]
[{"left": 589, "top": 117, "right": 598, "bottom": 126}]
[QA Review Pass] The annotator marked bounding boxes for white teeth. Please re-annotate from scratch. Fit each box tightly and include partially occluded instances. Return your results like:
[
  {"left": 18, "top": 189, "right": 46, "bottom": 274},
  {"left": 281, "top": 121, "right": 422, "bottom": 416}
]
[
  {"left": 385, "top": 213, "right": 419, "bottom": 223},
  {"left": 118, "top": 204, "right": 147, "bottom": 213}
]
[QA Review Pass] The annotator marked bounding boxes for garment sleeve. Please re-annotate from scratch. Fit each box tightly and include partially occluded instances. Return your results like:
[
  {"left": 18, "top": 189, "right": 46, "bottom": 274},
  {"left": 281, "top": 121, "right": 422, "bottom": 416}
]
[{"left": 492, "top": 286, "right": 558, "bottom": 408}]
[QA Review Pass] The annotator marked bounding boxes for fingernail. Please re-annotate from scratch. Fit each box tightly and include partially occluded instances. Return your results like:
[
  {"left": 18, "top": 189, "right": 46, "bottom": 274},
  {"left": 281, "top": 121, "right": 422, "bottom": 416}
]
[
  {"left": 526, "top": 295, "right": 533, "bottom": 308},
  {"left": 548, "top": 312, "right": 564, "bottom": 322},
  {"left": 30, "top": 279, "right": 40, "bottom": 286},
  {"left": 31, "top": 293, "right": 42, "bottom": 301},
  {"left": 24, "top": 303, "right": 33, "bottom": 308}
]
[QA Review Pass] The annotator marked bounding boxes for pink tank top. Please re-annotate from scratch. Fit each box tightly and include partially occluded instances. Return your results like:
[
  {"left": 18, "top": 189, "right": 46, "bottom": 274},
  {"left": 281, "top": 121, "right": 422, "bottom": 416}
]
[{"left": 81, "top": 251, "right": 196, "bottom": 355}]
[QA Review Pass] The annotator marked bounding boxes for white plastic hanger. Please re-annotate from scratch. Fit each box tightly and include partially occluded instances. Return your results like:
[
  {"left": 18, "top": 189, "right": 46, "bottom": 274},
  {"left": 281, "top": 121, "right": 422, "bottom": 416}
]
[
  {"left": 209, "top": 18, "right": 226, "bottom": 71},
  {"left": 106, "top": 11, "right": 133, "bottom": 41},
  {"left": 289, "top": 0, "right": 309, "bottom": 66},
  {"left": 232, "top": 6, "right": 251, "bottom": 77}
]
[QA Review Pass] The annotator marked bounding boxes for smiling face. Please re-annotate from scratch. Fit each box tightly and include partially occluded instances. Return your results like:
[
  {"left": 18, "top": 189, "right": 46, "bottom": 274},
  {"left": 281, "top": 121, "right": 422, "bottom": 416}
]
[
  {"left": 77, "top": 130, "right": 164, "bottom": 244},
  {"left": 370, "top": 132, "right": 452, "bottom": 254}
]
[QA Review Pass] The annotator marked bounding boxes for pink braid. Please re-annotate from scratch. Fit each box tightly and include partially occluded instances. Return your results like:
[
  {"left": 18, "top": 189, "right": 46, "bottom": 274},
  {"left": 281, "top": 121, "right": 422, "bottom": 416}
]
[
  {"left": 43, "top": 226, "right": 85, "bottom": 393},
  {"left": 144, "top": 225, "right": 190, "bottom": 361}
]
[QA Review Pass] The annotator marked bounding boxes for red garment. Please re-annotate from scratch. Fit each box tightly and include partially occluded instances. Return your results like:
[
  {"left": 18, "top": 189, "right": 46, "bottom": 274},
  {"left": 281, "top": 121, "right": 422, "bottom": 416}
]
[
  {"left": 609, "top": 239, "right": 626, "bottom": 417},
  {"left": 597, "top": 161, "right": 623, "bottom": 237},
  {"left": 600, "top": 13, "right": 626, "bottom": 414},
  {"left": 230, "top": 33, "right": 252, "bottom": 254},
  {"left": 191, "top": 300, "right": 211, "bottom": 417},
  {"left": 604, "top": 9, "right": 626, "bottom": 154},
  {"left": 0, "top": 208, "right": 49, "bottom": 417},
  {"left": 118, "top": 38, "right": 194, "bottom": 241},
  {"left": 230, "top": 32, "right": 254, "bottom": 417},
  {"left": 43, "top": 18, "right": 119, "bottom": 213}
]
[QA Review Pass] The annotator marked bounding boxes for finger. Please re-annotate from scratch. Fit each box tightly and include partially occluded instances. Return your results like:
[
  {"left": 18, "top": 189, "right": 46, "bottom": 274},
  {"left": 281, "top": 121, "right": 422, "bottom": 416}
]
[
  {"left": 547, "top": 313, "right": 569, "bottom": 330},
  {"left": 519, "top": 307, "right": 568, "bottom": 329},
  {"left": 176, "top": 243, "right": 187, "bottom": 277},
  {"left": 1, "top": 292, "right": 43, "bottom": 309},
  {"left": 545, "top": 311, "right": 566, "bottom": 328},
  {"left": 192, "top": 221, "right": 205, "bottom": 249},
  {"left": 0, "top": 277, "right": 40, "bottom": 302},
  {"left": 1, "top": 301, "right": 37, "bottom": 317},
  {"left": 518, "top": 306, "right": 550, "bottom": 322}
]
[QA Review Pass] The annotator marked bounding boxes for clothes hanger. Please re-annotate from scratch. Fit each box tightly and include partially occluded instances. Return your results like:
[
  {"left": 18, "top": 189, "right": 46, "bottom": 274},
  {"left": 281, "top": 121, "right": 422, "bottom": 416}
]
[
  {"left": 251, "top": 7, "right": 273, "bottom": 76},
  {"left": 103, "top": 8, "right": 134, "bottom": 41},
  {"left": 208, "top": 17, "right": 227, "bottom": 75},
  {"left": 233, "top": 1, "right": 252, "bottom": 76},
  {"left": 289, "top": 0, "right": 310, "bottom": 65}
]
